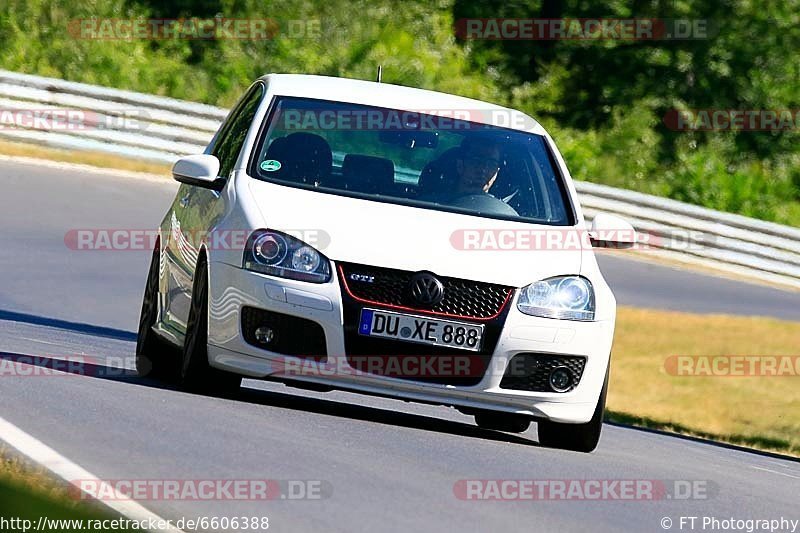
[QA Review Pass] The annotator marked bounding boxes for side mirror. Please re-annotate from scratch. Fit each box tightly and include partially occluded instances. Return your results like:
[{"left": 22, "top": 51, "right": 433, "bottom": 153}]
[
  {"left": 172, "top": 154, "right": 224, "bottom": 191},
  {"left": 589, "top": 213, "right": 637, "bottom": 249}
]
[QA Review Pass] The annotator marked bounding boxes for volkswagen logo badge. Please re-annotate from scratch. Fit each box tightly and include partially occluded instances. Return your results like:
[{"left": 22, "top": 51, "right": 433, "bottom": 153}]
[{"left": 409, "top": 272, "right": 445, "bottom": 307}]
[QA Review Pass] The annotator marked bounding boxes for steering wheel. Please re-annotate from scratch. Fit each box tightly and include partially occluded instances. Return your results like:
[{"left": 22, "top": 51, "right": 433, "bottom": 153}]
[{"left": 449, "top": 193, "right": 519, "bottom": 216}]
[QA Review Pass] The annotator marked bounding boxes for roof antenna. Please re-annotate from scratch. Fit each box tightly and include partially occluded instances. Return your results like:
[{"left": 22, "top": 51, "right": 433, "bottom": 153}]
[{"left": 376, "top": 65, "right": 382, "bottom": 83}]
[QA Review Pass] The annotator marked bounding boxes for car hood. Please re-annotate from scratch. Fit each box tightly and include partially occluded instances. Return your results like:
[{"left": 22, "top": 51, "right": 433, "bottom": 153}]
[{"left": 247, "top": 179, "right": 582, "bottom": 288}]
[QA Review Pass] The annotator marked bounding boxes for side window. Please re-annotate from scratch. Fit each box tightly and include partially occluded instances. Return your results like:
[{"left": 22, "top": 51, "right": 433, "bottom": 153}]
[{"left": 212, "top": 84, "right": 264, "bottom": 179}]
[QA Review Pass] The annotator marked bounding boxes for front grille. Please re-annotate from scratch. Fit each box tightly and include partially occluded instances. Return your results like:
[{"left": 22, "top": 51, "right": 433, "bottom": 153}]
[
  {"left": 241, "top": 306, "right": 326, "bottom": 359},
  {"left": 500, "top": 353, "right": 587, "bottom": 392},
  {"left": 337, "top": 264, "right": 512, "bottom": 386},
  {"left": 338, "top": 262, "right": 513, "bottom": 319}
]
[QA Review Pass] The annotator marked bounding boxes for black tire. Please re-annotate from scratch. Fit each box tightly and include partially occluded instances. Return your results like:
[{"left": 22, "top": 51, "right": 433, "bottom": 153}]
[
  {"left": 474, "top": 412, "right": 531, "bottom": 433},
  {"left": 136, "top": 244, "right": 179, "bottom": 380},
  {"left": 537, "top": 369, "right": 609, "bottom": 453},
  {"left": 180, "top": 260, "right": 241, "bottom": 396}
]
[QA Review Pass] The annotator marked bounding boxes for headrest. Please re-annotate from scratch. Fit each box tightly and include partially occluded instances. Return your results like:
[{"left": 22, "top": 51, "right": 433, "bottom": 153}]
[
  {"left": 341, "top": 154, "right": 395, "bottom": 194},
  {"left": 263, "top": 132, "right": 332, "bottom": 184}
]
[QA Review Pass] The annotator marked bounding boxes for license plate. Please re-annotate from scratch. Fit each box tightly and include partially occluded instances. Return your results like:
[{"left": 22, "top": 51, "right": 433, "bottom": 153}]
[{"left": 358, "top": 308, "right": 484, "bottom": 351}]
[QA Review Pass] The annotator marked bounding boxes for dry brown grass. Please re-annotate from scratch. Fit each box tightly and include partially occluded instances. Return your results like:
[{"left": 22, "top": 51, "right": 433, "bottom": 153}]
[
  {"left": 608, "top": 306, "right": 800, "bottom": 455},
  {"left": 0, "top": 139, "right": 171, "bottom": 176}
]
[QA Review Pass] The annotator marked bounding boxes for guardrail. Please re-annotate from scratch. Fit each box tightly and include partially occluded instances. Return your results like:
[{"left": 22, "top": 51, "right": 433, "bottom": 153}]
[
  {"left": 1, "top": 69, "right": 799, "bottom": 289},
  {"left": 0, "top": 69, "right": 219, "bottom": 162},
  {"left": 578, "top": 182, "right": 800, "bottom": 288}
]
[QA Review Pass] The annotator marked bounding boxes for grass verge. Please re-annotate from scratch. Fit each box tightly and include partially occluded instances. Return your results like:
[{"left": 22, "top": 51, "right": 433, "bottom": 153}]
[
  {"left": 608, "top": 306, "right": 800, "bottom": 457},
  {"left": 0, "top": 446, "right": 141, "bottom": 529}
]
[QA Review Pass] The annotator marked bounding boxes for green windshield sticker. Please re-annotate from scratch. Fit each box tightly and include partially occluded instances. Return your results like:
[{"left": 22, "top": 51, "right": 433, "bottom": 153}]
[{"left": 260, "top": 160, "right": 281, "bottom": 172}]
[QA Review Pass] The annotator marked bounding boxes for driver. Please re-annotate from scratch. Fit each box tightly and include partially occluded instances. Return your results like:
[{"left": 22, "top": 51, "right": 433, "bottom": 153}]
[
  {"left": 454, "top": 137, "right": 502, "bottom": 195},
  {"left": 443, "top": 136, "right": 518, "bottom": 216},
  {"left": 418, "top": 136, "right": 517, "bottom": 216}
]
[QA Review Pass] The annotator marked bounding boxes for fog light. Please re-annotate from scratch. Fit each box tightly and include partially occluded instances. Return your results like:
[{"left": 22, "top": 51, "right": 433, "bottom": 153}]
[
  {"left": 549, "top": 366, "right": 573, "bottom": 392},
  {"left": 254, "top": 326, "right": 275, "bottom": 345}
]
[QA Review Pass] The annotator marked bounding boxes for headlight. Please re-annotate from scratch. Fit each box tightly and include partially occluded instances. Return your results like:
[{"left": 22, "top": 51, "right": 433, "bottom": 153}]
[
  {"left": 517, "top": 276, "right": 595, "bottom": 321},
  {"left": 243, "top": 230, "right": 331, "bottom": 283}
]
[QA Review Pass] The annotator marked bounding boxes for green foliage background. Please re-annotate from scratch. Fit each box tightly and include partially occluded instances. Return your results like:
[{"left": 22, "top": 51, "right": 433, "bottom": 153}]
[{"left": 1, "top": 0, "right": 798, "bottom": 224}]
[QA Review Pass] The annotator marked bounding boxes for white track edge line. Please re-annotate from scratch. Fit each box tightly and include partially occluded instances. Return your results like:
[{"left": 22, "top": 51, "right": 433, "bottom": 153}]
[{"left": 0, "top": 415, "right": 185, "bottom": 533}]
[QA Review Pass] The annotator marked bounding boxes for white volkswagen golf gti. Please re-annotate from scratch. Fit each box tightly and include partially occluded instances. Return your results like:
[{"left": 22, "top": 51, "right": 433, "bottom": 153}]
[{"left": 136, "top": 74, "right": 635, "bottom": 452}]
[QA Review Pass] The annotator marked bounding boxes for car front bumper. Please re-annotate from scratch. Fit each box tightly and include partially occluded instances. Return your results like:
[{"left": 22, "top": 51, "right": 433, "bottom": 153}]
[{"left": 206, "top": 261, "right": 615, "bottom": 424}]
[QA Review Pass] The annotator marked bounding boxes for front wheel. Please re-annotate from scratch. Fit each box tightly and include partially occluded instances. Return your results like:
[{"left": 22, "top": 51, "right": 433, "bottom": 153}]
[
  {"left": 537, "top": 369, "right": 608, "bottom": 453},
  {"left": 136, "top": 244, "right": 179, "bottom": 380},
  {"left": 180, "top": 260, "right": 242, "bottom": 396}
]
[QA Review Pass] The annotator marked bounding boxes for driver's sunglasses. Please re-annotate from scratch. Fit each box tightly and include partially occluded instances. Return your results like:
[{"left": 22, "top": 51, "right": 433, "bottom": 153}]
[{"left": 464, "top": 155, "right": 501, "bottom": 170}]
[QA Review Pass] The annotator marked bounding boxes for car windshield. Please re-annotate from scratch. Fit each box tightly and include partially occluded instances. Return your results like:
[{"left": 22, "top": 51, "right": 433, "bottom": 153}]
[{"left": 250, "top": 96, "right": 573, "bottom": 225}]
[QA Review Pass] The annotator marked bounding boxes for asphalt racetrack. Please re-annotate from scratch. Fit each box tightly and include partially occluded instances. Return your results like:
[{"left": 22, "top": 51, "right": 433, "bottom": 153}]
[{"left": 0, "top": 160, "right": 797, "bottom": 532}]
